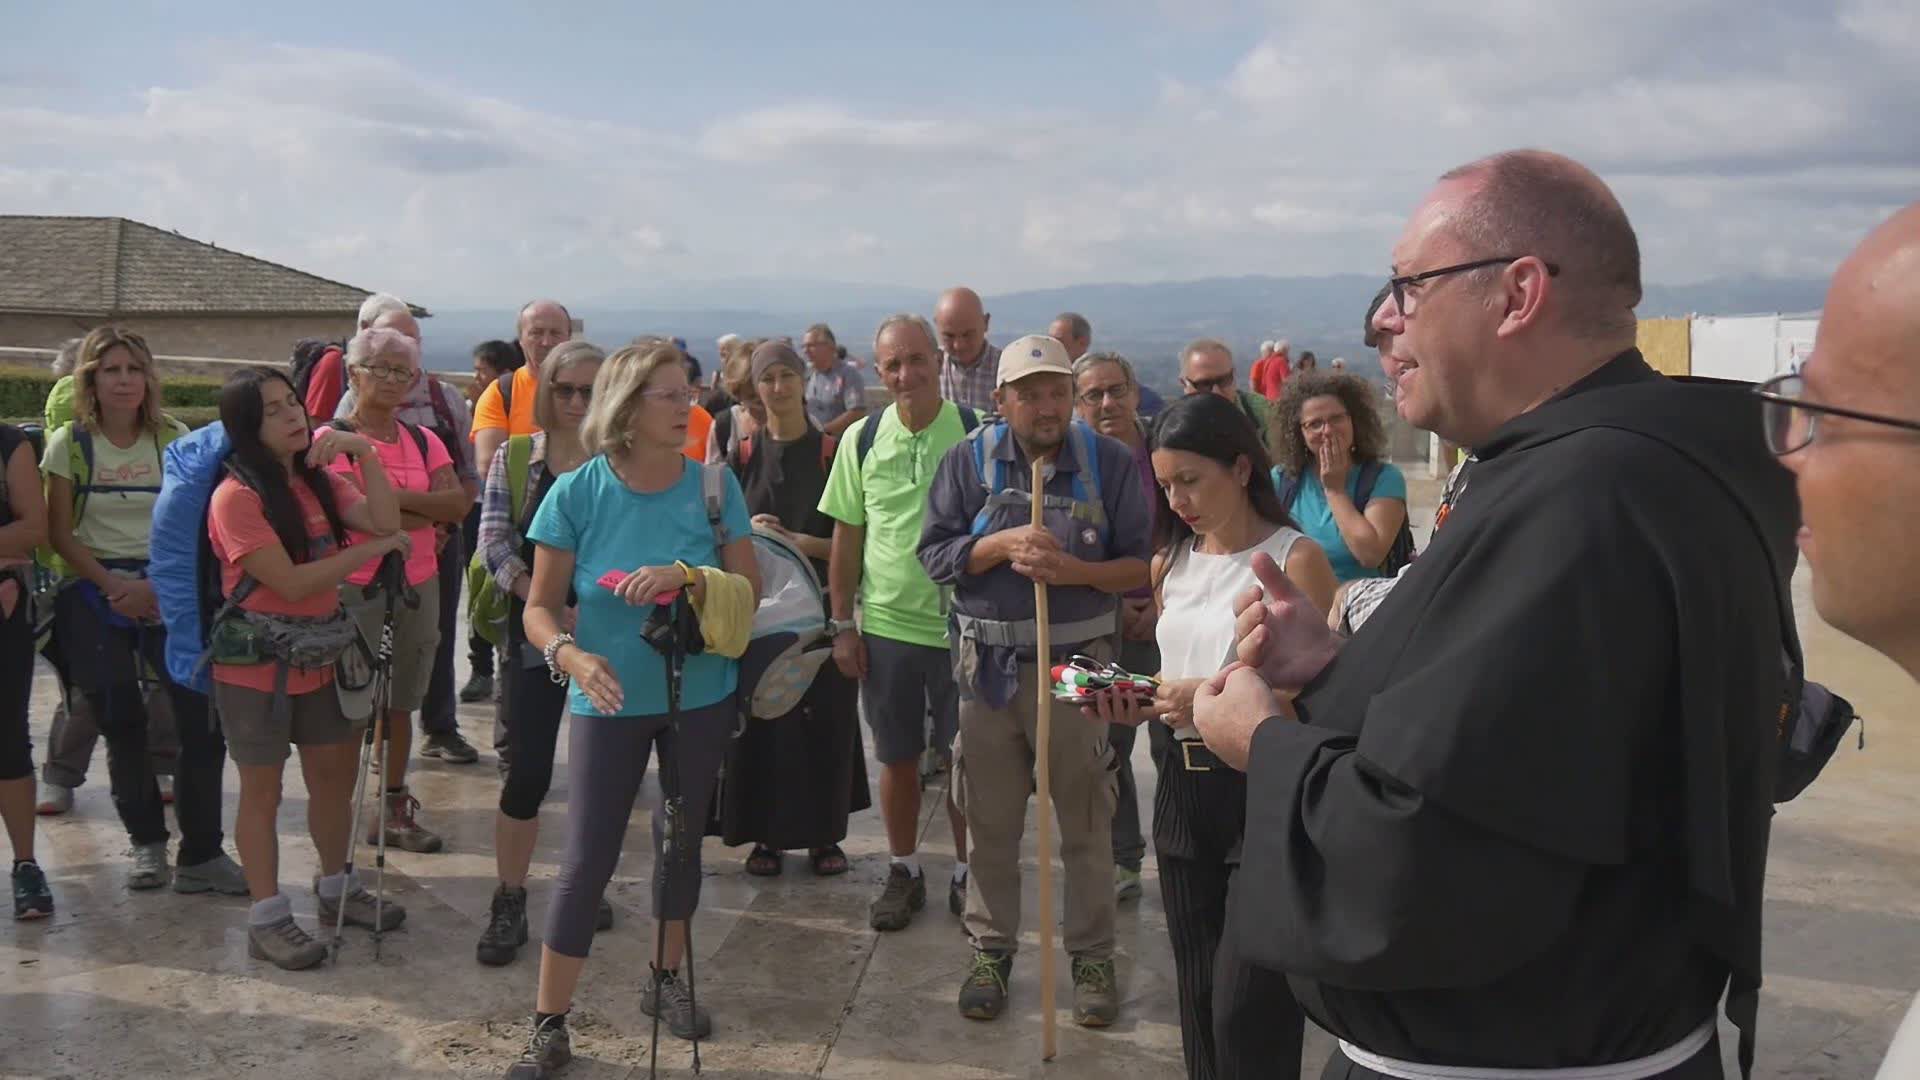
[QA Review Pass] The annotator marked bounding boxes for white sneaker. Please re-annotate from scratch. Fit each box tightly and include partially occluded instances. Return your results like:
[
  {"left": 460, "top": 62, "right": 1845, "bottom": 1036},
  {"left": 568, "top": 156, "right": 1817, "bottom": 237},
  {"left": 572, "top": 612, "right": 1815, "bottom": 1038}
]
[{"left": 36, "top": 782, "right": 74, "bottom": 816}]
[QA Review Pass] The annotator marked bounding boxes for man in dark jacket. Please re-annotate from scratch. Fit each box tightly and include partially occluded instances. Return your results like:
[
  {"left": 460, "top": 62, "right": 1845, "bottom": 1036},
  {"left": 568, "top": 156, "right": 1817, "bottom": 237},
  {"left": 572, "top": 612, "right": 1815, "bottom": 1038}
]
[{"left": 1193, "top": 150, "right": 1796, "bottom": 1079}]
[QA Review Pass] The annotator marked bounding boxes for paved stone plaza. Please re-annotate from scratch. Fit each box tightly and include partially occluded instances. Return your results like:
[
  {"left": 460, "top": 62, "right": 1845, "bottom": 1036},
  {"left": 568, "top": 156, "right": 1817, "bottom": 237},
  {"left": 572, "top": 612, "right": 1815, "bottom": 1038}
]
[{"left": 5, "top": 479, "right": 1919, "bottom": 1079}]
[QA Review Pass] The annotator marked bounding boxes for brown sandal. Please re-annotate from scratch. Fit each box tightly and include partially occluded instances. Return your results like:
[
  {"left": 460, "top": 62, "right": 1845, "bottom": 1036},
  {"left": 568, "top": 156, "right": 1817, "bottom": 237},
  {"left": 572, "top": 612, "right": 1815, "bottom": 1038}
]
[
  {"left": 745, "top": 845, "right": 783, "bottom": 876},
  {"left": 809, "top": 846, "right": 849, "bottom": 877}
]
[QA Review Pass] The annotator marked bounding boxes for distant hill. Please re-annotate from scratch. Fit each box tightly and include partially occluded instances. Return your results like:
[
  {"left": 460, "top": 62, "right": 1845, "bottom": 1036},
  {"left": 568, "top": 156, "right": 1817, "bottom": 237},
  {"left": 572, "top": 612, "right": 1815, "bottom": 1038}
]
[{"left": 420, "top": 273, "right": 1828, "bottom": 397}]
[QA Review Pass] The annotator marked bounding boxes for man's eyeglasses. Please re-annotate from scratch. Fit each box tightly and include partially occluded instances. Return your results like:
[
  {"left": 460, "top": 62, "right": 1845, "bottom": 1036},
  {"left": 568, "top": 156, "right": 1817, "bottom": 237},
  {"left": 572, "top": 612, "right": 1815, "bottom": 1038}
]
[
  {"left": 354, "top": 363, "right": 414, "bottom": 383},
  {"left": 640, "top": 387, "right": 701, "bottom": 406},
  {"left": 1183, "top": 374, "right": 1234, "bottom": 395},
  {"left": 1756, "top": 372, "right": 1920, "bottom": 455},
  {"left": 1079, "top": 386, "right": 1132, "bottom": 406},
  {"left": 1387, "top": 255, "right": 1559, "bottom": 317}
]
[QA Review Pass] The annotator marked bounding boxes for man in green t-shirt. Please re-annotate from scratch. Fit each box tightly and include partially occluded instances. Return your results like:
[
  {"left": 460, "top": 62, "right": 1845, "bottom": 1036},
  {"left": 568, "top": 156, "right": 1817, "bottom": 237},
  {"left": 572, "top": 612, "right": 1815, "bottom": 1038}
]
[{"left": 819, "top": 313, "right": 976, "bottom": 933}]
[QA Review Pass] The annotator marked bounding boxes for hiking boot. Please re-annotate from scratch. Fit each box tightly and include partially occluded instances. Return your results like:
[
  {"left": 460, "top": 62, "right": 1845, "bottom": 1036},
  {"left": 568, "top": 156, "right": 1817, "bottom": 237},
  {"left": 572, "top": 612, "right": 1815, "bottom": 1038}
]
[
  {"left": 459, "top": 674, "right": 494, "bottom": 704},
  {"left": 958, "top": 949, "right": 1013, "bottom": 1020},
  {"left": 950, "top": 871, "right": 967, "bottom": 917},
  {"left": 640, "top": 966, "right": 713, "bottom": 1040},
  {"left": 174, "top": 852, "right": 250, "bottom": 895},
  {"left": 595, "top": 896, "right": 613, "bottom": 932},
  {"left": 422, "top": 731, "right": 479, "bottom": 764},
  {"left": 12, "top": 860, "right": 53, "bottom": 920},
  {"left": 869, "top": 863, "right": 925, "bottom": 931},
  {"left": 505, "top": 1014, "right": 571, "bottom": 1079},
  {"left": 370, "top": 789, "right": 444, "bottom": 853},
  {"left": 316, "top": 876, "right": 407, "bottom": 932},
  {"left": 1115, "top": 865, "right": 1143, "bottom": 903},
  {"left": 1071, "top": 955, "right": 1119, "bottom": 1027},
  {"left": 248, "top": 915, "right": 327, "bottom": 971},
  {"left": 127, "top": 842, "right": 171, "bottom": 890},
  {"left": 35, "top": 781, "right": 73, "bottom": 816},
  {"left": 477, "top": 884, "right": 529, "bottom": 966}
]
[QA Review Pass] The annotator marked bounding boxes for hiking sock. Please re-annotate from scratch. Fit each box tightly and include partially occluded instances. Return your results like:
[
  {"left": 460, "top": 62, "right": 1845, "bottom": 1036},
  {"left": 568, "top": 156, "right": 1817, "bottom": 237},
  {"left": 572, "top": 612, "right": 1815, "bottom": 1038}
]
[
  {"left": 952, "top": 861, "right": 969, "bottom": 884},
  {"left": 890, "top": 855, "right": 922, "bottom": 878},
  {"left": 316, "top": 870, "right": 359, "bottom": 900},
  {"left": 249, "top": 893, "right": 293, "bottom": 927},
  {"left": 535, "top": 1010, "right": 567, "bottom": 1028}
]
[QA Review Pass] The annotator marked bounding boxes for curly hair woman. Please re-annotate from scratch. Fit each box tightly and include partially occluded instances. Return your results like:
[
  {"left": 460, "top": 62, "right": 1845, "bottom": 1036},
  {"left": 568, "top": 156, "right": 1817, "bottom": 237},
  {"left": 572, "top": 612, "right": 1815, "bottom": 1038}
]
[{"left": 1269, "top": 371, "right": 1409, "bottom": 582}]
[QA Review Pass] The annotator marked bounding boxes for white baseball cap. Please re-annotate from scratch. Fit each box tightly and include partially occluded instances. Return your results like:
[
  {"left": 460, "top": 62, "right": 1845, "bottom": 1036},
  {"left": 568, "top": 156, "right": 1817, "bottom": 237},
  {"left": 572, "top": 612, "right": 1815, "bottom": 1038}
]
[{"left": 995, "top": 334, "right": 1074, "bottom": 387}]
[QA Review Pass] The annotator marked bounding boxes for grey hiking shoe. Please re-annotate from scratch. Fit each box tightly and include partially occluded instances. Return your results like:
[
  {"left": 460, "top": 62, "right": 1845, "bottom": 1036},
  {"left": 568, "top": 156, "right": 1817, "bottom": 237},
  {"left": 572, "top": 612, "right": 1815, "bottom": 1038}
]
[
  {"left": 458, "top": 673, "right": 493, "bottom": 703},
  {"left": 174, "top": 852, "right": 250, "bottom": 895},
  {"left": 958, "top": 949, "right": 1013, "bottom": 1021},
  {"left": 316, "top": 877, "right": 407, "bottom": 932},
  {"left": 1071, "top": 955, "right": 1119, "bottom": 1027},
  {"left": 248, "top": 915, "right": 327, "bottom": 971},
  {"left": 505, "top": 1014, "right": 571, "bottom": 1079},
  {"left": 422, "top": 731, "right": 479, "bottom": 764},
  {"left": 640, "top": 966, "right": 713, "bottom": 1040},
  {"left": 869, "top": 863, "right": 925, "bottom": 931},
  {"left": 370, "top": 788, "right": 444, "bottom": 853},
  {"left": 127, "top": 842, "right": 171, "bottom": 890},
  {"left": 477, "top": 884, "right": 528, "bottom": 966},
  {"left": 1115, "top": 865, "right": 1143, "bottom": 903}
]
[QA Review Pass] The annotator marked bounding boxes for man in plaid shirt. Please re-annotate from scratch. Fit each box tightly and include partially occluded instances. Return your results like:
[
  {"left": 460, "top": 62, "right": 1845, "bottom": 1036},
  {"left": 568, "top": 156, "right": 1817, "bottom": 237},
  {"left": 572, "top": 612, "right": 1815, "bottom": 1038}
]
[{"left": 935, "top": 286, "right": 1000, "bottom": 414}]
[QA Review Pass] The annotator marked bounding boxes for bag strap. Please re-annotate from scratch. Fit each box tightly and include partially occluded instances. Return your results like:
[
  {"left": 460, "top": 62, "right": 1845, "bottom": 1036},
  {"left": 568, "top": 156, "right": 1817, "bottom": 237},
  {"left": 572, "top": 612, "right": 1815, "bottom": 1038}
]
[
  {"left": 1275, "top": 468, "right": 1302, "bottom": 513},
  {"left": 702, "top": 461, "right": 728, "bottom": 549},
  {"left": 71, "top": 423, "right": 93, "bottom": 523},
  {"left": 855, "top": 406, "right": 886, "bottom": 468},
  {"left": 506, "top": 434, "right": 534, "bottom": 526},
  {"left": 497, "top": 370, "right": 514, "bottom": 419},
  {"left": 1353, "top": 460, "right": 1382, "bottom": 509},
  {"left": 423, "top": 376, "right": 467, "bottom": 475}
]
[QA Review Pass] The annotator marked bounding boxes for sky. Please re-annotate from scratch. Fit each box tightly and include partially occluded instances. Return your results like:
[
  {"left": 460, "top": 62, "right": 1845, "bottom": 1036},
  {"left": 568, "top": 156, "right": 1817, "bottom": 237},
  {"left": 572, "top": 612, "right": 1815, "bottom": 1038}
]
[{"left": 3, "top": 1, "right": 1917, "bottom": 311}]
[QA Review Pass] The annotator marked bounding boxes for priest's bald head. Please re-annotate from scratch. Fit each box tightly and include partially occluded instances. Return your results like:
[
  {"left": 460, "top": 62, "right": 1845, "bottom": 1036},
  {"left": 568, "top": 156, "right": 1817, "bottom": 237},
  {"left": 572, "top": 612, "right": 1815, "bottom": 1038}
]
[
  {"left": 1777, "top": 202, "right": 1920, "bottom": 682},
  {"left": 1374, "top": 150, "right": 1641, "bottom": 448}
]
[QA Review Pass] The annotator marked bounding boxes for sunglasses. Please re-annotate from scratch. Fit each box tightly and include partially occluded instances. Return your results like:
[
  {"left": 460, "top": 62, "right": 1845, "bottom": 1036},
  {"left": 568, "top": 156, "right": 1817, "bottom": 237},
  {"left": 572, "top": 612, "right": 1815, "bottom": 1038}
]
[{"left": 551, "top": 383, "right": 593, "bottom": 404}]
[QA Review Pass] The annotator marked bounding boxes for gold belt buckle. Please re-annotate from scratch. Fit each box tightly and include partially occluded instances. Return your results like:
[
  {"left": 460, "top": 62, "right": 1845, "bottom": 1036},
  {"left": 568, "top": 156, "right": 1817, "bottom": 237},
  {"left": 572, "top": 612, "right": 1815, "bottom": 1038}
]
[{"left": 1180, "top": 740, "right": 1211, "bottom": 773}]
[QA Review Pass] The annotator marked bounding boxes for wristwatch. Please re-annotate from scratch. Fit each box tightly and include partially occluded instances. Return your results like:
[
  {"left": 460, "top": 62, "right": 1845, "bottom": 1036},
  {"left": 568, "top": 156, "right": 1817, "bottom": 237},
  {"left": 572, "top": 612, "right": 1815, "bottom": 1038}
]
[{"left": 825, "top": 617, "right": 855, "bottom": 638}]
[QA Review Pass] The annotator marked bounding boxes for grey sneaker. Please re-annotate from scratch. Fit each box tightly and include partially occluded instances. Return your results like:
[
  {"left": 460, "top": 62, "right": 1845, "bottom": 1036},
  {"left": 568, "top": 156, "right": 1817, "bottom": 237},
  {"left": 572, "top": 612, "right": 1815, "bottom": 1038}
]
[
  {"left": 248, "top": 915, "right": 327, "bottom": 971},
  {"left": 370, "top": 789, "right": 444, "bottom": 853},
  {"left": 505, "top": 1014, "right": 571, "bottom": 1079},
  {"left": 640, "top": 966, "right": 713, "bottom": 1040},
  {"left": 127, "top": 842, "right": 171, "bottom": 890},
  {"left": 869, "top": 863, "right": 925, "bottom": 931},
  {"left": 422, "top": 731, "right": 480, "bottom": 764},
  {"left": 175, "top": 852, "right": 250, "bottom": 895},
  {"left": 316, "top": 877, "right": 407, "bottom": 932},
  {"left": 958, "top": 949, "right": 1013, "bottom": 1021},
  {"left": 1115, "top": 865, "right": 1143, "bottom": 903},
  {"left": 35, "top": 781, "right": 73, "bottom": 816},
  {"left": 1071, "top": 955, "right": 1119, "bottom": 1027}
]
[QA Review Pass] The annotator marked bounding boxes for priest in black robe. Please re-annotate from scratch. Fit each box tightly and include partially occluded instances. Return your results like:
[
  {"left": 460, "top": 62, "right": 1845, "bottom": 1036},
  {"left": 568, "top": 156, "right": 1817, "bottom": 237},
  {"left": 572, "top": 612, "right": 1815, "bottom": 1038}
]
[{"left": 1191, "top": 151, "right": 1799, "bottom": 1080}]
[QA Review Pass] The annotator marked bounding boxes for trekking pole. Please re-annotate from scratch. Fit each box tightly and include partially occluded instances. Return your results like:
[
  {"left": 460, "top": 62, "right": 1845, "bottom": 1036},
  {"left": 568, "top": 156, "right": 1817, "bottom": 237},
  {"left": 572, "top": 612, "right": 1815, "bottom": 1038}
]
[
  {"left": 332, "top": 551, "right": 403, "bottom": 966},
  {"left": 647, "top": 593, "right": 700, "bottom": 1079},
  {"left": 371, "top": 551, "right": 404, "bottom": 961},
  {"left": 1030, "top": 460, "right": 1058, "bottom": 1062}
]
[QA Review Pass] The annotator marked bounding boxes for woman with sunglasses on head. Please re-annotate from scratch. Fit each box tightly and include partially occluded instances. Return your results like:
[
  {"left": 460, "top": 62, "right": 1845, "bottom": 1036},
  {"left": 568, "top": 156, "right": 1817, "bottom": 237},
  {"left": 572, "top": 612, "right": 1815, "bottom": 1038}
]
[
  {"left": 42, "top": 327, "right": 243, "bottom": 895},
  {"left": 319, "top": 327, "right": 472, "bottom": 858},
  {"left": 1089, "top": 392, "right": 1334, "bottom": 1080},
  {"left": 473, "top": 340, "right": 609, "bottom": 967},
  {"left": 505, "top": 341, "right": 760, "bottom": 1080}
]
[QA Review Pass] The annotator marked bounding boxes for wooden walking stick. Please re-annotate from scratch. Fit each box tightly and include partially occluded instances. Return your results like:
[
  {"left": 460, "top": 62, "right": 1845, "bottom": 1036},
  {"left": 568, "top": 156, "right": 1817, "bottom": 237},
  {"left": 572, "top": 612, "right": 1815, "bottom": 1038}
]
[{"left": 1030, "top": 459, "right": 1058, "bottom": 1062}]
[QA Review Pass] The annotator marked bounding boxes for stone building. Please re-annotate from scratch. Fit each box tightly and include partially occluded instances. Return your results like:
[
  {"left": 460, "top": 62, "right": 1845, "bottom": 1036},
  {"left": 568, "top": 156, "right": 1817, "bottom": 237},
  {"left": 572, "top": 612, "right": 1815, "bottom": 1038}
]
[{"left": 0, "top": 215, "right": 424, "bottom": 366}]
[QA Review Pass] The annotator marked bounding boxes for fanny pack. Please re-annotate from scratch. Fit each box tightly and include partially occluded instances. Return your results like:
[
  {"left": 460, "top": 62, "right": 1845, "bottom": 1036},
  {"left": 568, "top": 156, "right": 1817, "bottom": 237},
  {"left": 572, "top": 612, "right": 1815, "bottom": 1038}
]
[{"left": 198, "top": 577, "right": 375, "bottom": 728}]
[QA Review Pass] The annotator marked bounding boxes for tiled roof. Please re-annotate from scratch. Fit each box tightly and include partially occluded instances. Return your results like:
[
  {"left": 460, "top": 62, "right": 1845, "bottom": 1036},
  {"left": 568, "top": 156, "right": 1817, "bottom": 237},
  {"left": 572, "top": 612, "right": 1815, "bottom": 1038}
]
[{"left": 0, "top": 216, "right": 426, "bottom": 317}]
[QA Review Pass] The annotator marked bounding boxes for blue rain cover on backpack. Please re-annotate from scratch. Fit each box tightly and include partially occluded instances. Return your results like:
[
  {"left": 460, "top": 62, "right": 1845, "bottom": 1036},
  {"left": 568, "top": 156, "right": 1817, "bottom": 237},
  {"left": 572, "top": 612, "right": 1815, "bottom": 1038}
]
[{"left": 152, "top": 422, "right": 230, "bottom": 693}]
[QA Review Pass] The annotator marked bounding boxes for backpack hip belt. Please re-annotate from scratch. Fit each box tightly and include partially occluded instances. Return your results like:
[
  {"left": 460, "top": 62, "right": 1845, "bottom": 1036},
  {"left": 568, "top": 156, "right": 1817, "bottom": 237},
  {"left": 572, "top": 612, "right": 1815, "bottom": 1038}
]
[{"left": 952, "top": 605, "right": 1120, "bottom": 650}]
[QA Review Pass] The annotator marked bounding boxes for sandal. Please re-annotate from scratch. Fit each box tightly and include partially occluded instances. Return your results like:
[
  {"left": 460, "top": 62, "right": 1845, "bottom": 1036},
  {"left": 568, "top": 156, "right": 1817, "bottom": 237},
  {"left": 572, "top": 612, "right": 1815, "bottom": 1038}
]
[
  {"left": 745, "top": 845, "right": 783, "bottom": 876},
  {"left": 810, "top": 845, "right": 849, "bottom": 877}
]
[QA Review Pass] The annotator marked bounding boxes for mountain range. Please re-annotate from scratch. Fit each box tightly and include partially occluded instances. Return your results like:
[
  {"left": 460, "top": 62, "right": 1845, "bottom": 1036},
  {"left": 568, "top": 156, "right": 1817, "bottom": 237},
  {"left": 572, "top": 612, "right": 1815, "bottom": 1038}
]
[{"left": 418, "top": 273, "right": 1830, "bottom": 395}]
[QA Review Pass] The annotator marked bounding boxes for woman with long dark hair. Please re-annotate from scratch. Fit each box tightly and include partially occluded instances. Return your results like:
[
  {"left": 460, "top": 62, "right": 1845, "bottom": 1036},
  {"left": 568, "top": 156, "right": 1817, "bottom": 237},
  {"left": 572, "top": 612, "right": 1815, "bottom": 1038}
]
[
  {"left": 1091, "top": 392, "right": 1333, "bottom": 1079},
  {"left": 209, "top": 368, "right": 408, "bottom": 968}
]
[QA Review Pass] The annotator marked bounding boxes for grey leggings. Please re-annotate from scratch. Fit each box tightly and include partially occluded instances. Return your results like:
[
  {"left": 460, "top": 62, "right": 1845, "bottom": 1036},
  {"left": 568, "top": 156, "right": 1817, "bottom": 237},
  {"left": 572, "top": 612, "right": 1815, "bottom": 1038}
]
[{"left": 545, "top": 699, "right": 734, "bottom": 959}]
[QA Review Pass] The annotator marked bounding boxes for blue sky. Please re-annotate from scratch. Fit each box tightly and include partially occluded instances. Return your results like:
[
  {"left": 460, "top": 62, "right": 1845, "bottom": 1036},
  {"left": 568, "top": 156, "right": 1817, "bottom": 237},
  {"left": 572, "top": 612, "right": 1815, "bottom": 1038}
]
[{"left": 4, "top": 1, "right": 1917, "bottom": 310}]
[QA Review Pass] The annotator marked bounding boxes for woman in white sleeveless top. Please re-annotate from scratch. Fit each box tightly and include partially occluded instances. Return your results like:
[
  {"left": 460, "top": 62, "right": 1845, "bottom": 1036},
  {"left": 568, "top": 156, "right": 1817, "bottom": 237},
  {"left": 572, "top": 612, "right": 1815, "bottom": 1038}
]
[{"left": 1093, "top": 392, "right": 1334, "bottom": 1080}]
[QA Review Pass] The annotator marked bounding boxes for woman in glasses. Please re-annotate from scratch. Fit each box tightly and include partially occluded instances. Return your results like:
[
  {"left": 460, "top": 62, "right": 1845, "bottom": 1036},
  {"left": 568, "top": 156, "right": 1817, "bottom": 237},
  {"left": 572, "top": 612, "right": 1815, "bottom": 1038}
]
[
  {"left": 1269, "top": 371, "right": 1410, "bottom": 584},
  {"left": 507, "top": 341, "right": 760, "bottom": 1079},
  {"left": 473, "top": 340, "right": 607, "bottom": 967},
  {"left": 1091, "top": 392, "right": 1333, "bottom": 1080},
  {"left": 319, "top": 327, "right": 472, "bottom": 859}
]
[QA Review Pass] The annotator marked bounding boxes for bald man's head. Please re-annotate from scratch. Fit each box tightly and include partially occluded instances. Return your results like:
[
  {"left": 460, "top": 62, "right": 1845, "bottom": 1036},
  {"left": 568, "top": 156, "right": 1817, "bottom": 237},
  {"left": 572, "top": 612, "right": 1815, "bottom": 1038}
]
[
  {"left": 372, "top": 309, "right": 421, "bottom": 344},
  {"left": 518, "top": 299, "right": 572, "bottom": 372},
  {"left": 1781, "top": 201, "right": 1920, "bottom": 679},
  {"left": 935, "top": 287, "right": 990, "bottom": 364}
]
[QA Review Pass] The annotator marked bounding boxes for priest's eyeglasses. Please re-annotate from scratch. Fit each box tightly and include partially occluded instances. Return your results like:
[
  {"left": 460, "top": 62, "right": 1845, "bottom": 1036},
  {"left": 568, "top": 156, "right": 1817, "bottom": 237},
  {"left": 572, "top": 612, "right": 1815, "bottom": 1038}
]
[
  {"left": 1387, "top": 256, "right": 1559, "bottom": 316},
  {"left": 1756, "top": 372, "right": 1920, "bottom": 455}
]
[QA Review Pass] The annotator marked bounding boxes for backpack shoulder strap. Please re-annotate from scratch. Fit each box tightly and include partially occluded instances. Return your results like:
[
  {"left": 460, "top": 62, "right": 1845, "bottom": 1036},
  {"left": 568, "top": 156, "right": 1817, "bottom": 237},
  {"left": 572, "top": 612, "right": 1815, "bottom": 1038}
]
[
  {"left": 958, "top": 404, "right": 981, "bottom": 433},
  {"left": 1275, "top": 468, "right": 1302, "bottom": 513},
  {"left": 855, "top": 407, "right": 886, "bottom": 467},
  {"left": 497, "top": 371, "right": 514, "bottom": 418},
  {"left": 702, "top": 461, "right": 728, "bottom": 547},
  {"left": 70, "top": 423, "right": 93, "bottom": 522},
  {"left": 1353, "top": 460, "right": 1383, "bottom": 509},
  {"left": 506, "top": 434, "right": 534, "bottom": 524},
  {"left": 396, "top": 420, "right": 432, "bottom": 468}
]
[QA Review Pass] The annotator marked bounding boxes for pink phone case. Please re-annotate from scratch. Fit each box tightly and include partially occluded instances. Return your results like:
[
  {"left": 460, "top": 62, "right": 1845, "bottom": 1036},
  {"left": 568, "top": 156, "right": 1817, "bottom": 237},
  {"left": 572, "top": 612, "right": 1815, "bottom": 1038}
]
[{"left": 597, "top": 569, "right": 680, "bottom": 604}]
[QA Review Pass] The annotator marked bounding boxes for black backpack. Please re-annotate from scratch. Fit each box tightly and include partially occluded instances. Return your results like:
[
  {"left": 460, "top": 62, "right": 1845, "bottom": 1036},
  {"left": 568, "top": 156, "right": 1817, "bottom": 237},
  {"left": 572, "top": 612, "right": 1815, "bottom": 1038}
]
[
  {"left": 855, "top": 403, "right": 981, "bottom": 467},
  {"left": 290, "top": 338, "right": 345, "bottom": 405},
  {"left": 1276, "top": 462, "right": 1418, "bottom": 575}
]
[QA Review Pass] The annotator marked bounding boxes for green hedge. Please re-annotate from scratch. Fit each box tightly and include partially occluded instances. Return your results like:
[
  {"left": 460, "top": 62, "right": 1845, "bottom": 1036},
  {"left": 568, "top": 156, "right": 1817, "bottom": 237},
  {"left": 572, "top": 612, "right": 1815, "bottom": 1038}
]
[{"left": 0, "top": 365, "right": 226, "bottom": 421}]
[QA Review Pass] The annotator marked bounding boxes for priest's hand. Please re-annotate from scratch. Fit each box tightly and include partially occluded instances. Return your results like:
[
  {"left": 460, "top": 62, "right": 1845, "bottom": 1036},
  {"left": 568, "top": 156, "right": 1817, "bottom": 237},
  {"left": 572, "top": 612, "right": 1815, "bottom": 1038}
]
[
  {"left": 1192, "top": 662, "right": 1288, "bottom": 771},
  {"left": 1230, "top": 551, "right": 1342, "bottom": 691}
]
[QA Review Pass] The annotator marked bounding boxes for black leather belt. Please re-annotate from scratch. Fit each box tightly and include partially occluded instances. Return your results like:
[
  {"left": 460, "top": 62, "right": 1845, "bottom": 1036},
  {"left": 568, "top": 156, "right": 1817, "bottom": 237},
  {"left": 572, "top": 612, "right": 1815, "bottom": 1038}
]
[{"left": 1166, "top": 738, "right": 1225, "bottom": 773}]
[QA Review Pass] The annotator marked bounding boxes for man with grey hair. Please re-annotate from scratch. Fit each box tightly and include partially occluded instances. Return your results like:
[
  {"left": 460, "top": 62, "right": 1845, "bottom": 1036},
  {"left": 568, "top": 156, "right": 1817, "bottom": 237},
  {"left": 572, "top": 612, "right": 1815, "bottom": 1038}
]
[
  {"left": 1252, "top": 338, "right": 1290, "bottom": 400},
  {"left": 1181, "top": 338, "right": 1273, "bottom": 448},
  {"left": 935, "top": 287, "right": 999, "bottom": 413},
  {"left": 1049, "top": 312, "right": 1093, "bottom": 362},
  {"left": 819, "top": 313, "right": 980, "bottom": 934},
  {"left": 1196, "top": 149, "right": 1796, "bottom": 1077},
  {"left": 802, "top": 322, "right": 868, "bottom": 437}
]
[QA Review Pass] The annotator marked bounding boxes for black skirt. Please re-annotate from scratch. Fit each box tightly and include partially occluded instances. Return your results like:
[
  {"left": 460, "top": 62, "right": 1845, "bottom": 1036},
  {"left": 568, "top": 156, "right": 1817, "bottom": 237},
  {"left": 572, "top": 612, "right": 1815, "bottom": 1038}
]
[{"left": 713, "top": 664, "right": 871, "bottom": 850}]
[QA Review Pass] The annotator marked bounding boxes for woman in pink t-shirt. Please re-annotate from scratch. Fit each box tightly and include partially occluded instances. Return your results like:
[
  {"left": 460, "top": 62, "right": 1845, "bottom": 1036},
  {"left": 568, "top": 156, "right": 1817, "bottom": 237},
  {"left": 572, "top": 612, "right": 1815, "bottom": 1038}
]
[
  {"left": 317, "top": 327, "right": 472, "bottom": 858},
  {"left": 209, "top": 367, "right": 408, "bottom": 969}
]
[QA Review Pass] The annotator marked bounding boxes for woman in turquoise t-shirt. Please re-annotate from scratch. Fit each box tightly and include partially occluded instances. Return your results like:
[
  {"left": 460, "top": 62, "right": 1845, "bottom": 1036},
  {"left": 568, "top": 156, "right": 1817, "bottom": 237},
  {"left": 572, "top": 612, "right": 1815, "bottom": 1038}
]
[
  {"left": 512, "top": 340, "right": 760, "bottom": 1073},
  {"left": 1269, "top": 372, "right": 1409, "bottom": 583}
]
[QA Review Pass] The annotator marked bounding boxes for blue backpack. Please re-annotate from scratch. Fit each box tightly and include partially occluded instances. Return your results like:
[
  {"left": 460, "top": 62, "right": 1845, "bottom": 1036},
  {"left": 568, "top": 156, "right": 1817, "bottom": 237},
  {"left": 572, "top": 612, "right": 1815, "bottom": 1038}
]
[
  {"left": 151, "top": 423, "right": 232, "bottom": 693},
  {"left": 966, "top": 419, "right": 1108, "bottom": 545}
]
